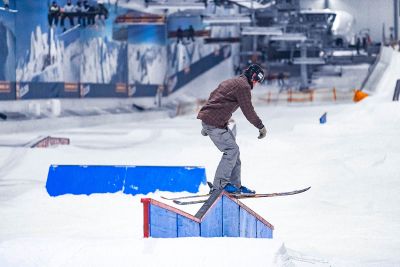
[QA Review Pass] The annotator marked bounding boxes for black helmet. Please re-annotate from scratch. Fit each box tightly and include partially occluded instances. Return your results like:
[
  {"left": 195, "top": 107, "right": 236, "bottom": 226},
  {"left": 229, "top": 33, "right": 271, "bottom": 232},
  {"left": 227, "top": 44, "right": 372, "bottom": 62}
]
[{"left": 244, "top": 64, "right": 265, "bottom": 84}]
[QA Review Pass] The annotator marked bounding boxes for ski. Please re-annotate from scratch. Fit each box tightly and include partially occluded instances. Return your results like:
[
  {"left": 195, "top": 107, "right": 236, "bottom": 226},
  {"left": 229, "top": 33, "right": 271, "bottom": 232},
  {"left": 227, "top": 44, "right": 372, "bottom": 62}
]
[
  {"left": 0, "top": 7, "right": 18, "bottom": 13},
  {"left": 160, "top": 181, "right": 214, "bottom": 201},
  {"left": 161, "top": 193, "right": 211, "bottom": 201},
  {"left": 58, "top": 24, "right": 81, "bottom": 37},
  {"left": 173, "top": 186, "right": 311, "bottom": 205}
]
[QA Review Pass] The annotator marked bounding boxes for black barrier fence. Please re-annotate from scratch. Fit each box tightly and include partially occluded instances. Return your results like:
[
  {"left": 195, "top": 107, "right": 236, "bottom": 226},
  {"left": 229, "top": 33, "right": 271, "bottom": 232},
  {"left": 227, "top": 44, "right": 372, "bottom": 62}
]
[
  {"left": 17, "top": 82, "right": 75, "bottom": 99},
  {"left": 15, "top": 82, "right": 131, "bottom": 99},
  {"left": 0, "top": 82, "right": 167, "bottom": 100},
  {"left": 80, "top": 83, "right": 128, "bottom": 98},
  {"left": 0, "top": 82, "right": 16, "bottom": 100},
  {"left": 393, "top": 79, "right": 400, "bottom": 101}
]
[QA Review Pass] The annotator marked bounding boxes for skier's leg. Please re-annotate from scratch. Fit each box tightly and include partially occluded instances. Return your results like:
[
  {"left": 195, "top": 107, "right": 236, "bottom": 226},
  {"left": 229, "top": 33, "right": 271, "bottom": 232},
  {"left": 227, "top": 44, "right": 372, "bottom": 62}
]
[
  {"left": 202, "top": 122, "right": 239, "bottom": 190},
  {"left": 48, "top": 14, "right": 52, "bottom": 26},
  {"left": 226, "top": 124, "right": 241, "bottom": 187},
  {"left": 230, "top": 150, "right": 241, "bottom": 188},
  {"left": 60, "top": 14, "right": 66, "bottom": 31},
  {"left": 54, "top": 14, "right": 59, "bottom": 26},
  {"left": 69, "top": 14, "right": 74, "bottom": 27},
  {"left": 213, "top": 134, "right": 239, "bottom": 189}
]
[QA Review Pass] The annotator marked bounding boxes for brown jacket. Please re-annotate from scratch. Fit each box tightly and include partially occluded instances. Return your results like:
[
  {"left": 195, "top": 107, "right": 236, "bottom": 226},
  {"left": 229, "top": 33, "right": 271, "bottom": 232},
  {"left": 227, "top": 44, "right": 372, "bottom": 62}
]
[{"left": 197, "top": 75, "right": 264, "bottom": 129}]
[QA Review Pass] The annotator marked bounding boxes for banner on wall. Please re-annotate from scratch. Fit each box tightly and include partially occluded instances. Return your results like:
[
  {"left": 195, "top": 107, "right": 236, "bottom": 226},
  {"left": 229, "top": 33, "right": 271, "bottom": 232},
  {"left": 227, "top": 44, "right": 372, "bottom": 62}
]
[
  {"left": 0, "top": 81, "right": 16, "bottom": 100},
  {"left": 128, "top": 24, "right": 167, "bottom": 86},
  {"left": 1, "top": 1, "right": 235, "bottom": 100},
  {"left": 0, "top": 0, "right": 16, "bottom": 84}
]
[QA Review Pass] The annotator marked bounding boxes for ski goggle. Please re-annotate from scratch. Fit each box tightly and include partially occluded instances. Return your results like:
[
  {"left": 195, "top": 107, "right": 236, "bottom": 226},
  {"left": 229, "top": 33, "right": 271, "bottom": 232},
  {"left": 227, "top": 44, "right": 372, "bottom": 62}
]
[{"left": 254, "top": 72, "right": 264, "bottom": 83}]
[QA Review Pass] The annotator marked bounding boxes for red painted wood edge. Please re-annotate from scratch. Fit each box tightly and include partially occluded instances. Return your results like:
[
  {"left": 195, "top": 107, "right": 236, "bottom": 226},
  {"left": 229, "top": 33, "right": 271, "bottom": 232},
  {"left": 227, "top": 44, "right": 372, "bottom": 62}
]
[{"left": 141, "top": 198, "right": 151, "bottom": 238}]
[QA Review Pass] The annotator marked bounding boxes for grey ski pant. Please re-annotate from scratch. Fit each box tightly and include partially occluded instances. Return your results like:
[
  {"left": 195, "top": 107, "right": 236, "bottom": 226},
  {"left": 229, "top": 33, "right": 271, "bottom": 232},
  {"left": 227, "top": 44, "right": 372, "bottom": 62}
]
[{"left": 201, "top": 122, "right": 241, "bottom": 190}]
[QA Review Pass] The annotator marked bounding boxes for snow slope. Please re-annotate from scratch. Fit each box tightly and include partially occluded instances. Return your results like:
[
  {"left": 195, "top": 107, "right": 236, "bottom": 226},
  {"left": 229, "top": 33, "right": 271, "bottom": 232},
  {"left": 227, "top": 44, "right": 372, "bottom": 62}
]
[
  {"left": 0, "top": 62, "right": 400, "bottom": 266},
  {"left": 363, "top": 46, "right": 400, "bottom": 101}
]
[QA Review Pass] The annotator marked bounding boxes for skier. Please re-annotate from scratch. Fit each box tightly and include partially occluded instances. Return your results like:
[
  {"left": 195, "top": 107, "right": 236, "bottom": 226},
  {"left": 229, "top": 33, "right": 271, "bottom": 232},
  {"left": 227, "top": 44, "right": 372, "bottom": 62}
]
[
  {"left": 356, "top": 35, "right": 361, "bottom": 55},
  {"left": 76, "top": 1, "right": 86, "bottom": 27},
  {"left": 197, "top": 64, "right": 267, "bottom": 194},
  {"left": 176, "top": 26, "right": 184, "bottom": 44},
  {"left": 84, "top": 1, "right": 95, "bottom": 26},
  {"left": 60, "top": 0, "right": 75, "bottom": 32},
  {"left": 97, "top": 0, "right": 109, "bottom": 24},
  {"left": 277, "top": 72, "right": 285, "bottom": 89},
  {"left": 48, "top": 1, "right": 61, "bottom": 27},
  {"left": 187, "top": 25, "right": 195, "bottom": 42}
]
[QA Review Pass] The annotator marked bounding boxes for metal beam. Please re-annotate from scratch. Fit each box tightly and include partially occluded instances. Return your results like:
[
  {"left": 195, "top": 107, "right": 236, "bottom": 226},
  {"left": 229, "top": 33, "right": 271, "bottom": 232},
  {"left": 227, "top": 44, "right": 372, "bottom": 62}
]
[
  {"left": 300, "top": 44, "right": 308, "bottom": 90},
  {"left": 395, "top": 0, "right": 399, "bottom": 40},
  {"left": 241, "top": 26, "right": 283, "bottom": 36},
  {"left": 146, "top": 2, "right": 205, "bottom": 10},
  {"left": 202, "top": 15, "right": 252, "bottom": 24},
  {"left": 270, "top": 33, "right": 307, "bottom": 41},
  {"left": 292, "top": 58, "right": 325, "bottom": 65},
  {"left": 229, "top": 0, "right": 276, "bottom": 10}
]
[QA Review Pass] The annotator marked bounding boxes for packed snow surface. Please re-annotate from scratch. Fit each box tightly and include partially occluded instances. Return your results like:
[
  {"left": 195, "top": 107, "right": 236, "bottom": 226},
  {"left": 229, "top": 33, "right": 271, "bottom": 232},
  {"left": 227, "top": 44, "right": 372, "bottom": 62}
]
[{"left": 1, "top": 63, "right": 400, "bottom": 266}]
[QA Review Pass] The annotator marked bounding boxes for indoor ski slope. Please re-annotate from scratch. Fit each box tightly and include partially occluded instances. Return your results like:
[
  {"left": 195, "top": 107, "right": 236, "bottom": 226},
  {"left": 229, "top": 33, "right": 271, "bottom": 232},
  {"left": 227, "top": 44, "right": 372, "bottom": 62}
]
[{"left": 0, "top": 56, "right": 400, "bottom": 266}]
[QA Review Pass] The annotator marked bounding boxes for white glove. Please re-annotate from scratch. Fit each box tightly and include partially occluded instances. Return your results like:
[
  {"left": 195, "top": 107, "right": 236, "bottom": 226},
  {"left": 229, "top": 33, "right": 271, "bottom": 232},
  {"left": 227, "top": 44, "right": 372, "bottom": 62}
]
[{"left": 258, "top": 126, "right": 267, "bottom": 139}]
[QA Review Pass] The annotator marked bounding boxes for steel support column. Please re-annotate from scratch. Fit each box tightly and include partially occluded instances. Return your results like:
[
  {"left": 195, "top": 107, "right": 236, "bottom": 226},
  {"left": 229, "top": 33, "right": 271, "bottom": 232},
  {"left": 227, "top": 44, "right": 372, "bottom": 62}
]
[
  {"left": 395, "top": 0, "right": 399, "bottom": 40},
  {"left": 324, "top": 0, "right": 329, "bottom": 9}
]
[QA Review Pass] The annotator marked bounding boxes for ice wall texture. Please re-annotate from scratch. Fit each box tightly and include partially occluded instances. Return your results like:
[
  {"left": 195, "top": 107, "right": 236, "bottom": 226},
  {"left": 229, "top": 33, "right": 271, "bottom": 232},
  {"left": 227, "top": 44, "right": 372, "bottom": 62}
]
[
  {"left": 128, "top": 45, "right": 167, "bottom": 85},
  {"left": 0, "top": 3, "right": 16, "bottom": 82},
  {"left": 12, "top": 1, "right": 128, "bottom": 84},
  {"left": 80, "top": 36, "right": 125, "bottom": 83},
  {"left": 0, "top": 0, "right": 236, "bottom": 99}
]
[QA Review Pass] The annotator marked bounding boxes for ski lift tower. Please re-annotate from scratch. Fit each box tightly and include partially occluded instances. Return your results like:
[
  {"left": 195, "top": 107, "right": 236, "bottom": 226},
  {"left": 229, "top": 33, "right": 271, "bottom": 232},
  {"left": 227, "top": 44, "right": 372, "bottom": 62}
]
[
  {"left": 233, "top": 0, "right": 276, "bottom": 63},
  {"left": 271, "top": 34, "right": 325, "bottom": 90},
  {"left": 241, "top": 26, "right": 283, "bottom": 66}
]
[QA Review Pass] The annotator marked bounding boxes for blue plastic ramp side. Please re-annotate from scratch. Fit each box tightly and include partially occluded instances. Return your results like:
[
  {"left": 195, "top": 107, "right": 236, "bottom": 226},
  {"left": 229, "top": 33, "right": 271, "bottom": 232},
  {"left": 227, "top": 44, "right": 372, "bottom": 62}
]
[
  {"left": 46, "top": 165, "right": 125, "bottom": 197},
  {"left": 123, "top": 166, "right": 206, "bottom": 195}
]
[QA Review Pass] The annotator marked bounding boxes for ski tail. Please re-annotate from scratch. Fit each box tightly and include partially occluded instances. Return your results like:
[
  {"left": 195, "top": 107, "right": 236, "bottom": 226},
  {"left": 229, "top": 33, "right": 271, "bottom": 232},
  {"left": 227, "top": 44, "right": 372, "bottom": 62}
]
[
  {"left": 161, "top": 193, "right": 210, "bottom": 201},
  {"left": 173, "top": 198, "right": 209, "bottom": 205},
  {"left": 160, "top": 181, "right": 214, "bottom": 201}
]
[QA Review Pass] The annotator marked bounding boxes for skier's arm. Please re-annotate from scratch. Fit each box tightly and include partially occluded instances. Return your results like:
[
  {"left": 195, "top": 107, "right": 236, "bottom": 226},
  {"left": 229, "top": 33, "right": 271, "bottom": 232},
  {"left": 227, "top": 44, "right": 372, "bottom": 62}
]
[{"left": 236, "top": 87, "right": 264, "bottom": 129}]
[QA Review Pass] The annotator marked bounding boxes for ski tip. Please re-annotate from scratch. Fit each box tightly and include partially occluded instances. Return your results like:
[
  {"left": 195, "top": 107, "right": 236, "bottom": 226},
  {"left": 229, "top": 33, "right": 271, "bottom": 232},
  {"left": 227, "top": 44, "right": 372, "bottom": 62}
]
[{"left": 298, "top": 186, "right": 311, "bottom": 193}]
